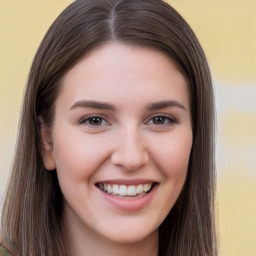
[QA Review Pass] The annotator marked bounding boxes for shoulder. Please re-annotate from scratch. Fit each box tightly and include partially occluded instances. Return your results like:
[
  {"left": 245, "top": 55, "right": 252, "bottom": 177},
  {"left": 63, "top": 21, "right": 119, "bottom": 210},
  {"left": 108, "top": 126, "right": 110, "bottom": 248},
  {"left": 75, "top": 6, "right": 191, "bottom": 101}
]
[{"left": 0, "top": 242, "right": 14, "bottom": 256}]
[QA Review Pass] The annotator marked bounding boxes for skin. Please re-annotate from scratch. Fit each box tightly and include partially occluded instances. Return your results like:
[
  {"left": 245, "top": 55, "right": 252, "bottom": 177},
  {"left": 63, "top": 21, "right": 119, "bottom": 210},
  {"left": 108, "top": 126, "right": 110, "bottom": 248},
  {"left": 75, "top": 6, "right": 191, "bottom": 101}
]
[{"left": 41, "top": 43, "right": 193, "bottom": 256}]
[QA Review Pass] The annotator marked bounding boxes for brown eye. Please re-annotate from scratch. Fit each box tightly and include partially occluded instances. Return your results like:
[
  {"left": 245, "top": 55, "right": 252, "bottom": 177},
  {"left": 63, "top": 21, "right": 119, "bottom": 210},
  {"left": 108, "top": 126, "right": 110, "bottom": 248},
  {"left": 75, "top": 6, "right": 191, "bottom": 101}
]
[
  {"left": 79, "top": 116, "right": 108, "bottom": 126},
  {"left": 146, "top": 115, "right": 178, "bottom": 126},
  {"left": 88, "top": 117, "right": 103, "bottom": 125},
  {"left": 152, "top": 116, "right": 166, "bottom": 125}
]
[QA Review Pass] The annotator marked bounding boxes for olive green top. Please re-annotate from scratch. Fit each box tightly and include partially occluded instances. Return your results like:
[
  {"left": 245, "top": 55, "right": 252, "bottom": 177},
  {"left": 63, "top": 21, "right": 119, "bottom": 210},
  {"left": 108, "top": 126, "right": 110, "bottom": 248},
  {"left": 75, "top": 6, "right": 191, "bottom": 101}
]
[{"left": 0, "top": 242, "right": 13, "bottom": 256}]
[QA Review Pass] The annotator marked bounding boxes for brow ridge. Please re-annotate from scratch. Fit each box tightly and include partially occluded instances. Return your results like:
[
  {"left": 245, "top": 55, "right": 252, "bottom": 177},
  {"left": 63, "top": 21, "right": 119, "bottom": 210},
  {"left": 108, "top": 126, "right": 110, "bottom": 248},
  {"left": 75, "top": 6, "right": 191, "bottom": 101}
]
[
  {"left": 70, "top": 99, "right": 186, "bottom": 111},
  {"left": 146, "top": 100, "right": 187, "bottom": 111},
  {"left": 70, "top": 100, "right": 116, "bottom": 111}
]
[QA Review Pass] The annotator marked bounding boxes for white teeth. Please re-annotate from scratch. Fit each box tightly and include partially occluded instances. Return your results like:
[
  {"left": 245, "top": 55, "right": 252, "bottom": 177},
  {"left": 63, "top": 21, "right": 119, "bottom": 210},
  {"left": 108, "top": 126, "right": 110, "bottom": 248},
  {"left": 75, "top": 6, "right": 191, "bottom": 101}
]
[
  {"left": 112, "top": 184, "right": 119, "bottom": 194},
  {"left": 119, "top": 185, "right": 128, "bottom": 196},
  {"left": 99, "top": 183, "right": 154, "bottom": 196},
  {"left": 127, "top": 185, "right": 136, "bottom": 196},
  {"left": 143, "top": 183, "right": 151, "bottom": 192},
  {"left": 107, "top": 184, "right": 112, "bottom": 194},
  {"left": 136, "top": 184, "right": 143, "bottom": 194}
]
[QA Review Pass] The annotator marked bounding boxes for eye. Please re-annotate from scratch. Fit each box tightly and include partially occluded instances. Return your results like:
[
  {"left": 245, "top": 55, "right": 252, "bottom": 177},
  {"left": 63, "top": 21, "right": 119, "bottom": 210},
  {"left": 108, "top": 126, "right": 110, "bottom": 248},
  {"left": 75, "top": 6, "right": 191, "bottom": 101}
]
[
  {"left": 152, "top": 116, "right": 168, "bottom": 125},
  {"left": 146, "top": 115, "right": 177, "bottom": 126},
  {"left": 79, "top": 115, "right": 109, "bottom": 126}
]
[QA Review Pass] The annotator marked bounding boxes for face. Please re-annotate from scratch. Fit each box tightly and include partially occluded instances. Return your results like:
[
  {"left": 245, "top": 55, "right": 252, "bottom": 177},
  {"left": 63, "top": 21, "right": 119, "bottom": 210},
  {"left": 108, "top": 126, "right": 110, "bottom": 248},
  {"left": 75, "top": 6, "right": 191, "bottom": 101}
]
[{"left": 41, "top": 43, "right": 193, "bottom": 245}]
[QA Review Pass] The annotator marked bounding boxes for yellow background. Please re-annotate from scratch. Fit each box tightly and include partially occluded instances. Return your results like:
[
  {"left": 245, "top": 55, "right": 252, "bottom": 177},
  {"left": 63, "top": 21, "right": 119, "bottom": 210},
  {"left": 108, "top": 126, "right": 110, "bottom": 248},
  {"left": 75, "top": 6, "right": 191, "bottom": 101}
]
[{"left": 0, "top": 1, "right": 255, "bottom": 255}]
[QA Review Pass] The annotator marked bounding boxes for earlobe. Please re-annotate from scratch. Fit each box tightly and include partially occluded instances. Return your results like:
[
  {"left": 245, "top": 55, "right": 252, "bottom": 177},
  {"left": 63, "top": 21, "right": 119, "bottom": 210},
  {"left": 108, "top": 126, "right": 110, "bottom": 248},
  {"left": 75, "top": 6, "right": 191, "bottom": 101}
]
[{"left": 38, "top": 116, "right": 56, "bottom": 171}]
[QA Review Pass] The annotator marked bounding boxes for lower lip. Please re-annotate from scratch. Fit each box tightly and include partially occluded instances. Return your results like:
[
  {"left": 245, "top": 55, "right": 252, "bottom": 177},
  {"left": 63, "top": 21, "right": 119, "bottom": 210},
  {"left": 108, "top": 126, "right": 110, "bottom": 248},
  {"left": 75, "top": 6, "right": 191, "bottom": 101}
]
[{"left": 97, "top": 185, "right": 157, "bottom": 211}]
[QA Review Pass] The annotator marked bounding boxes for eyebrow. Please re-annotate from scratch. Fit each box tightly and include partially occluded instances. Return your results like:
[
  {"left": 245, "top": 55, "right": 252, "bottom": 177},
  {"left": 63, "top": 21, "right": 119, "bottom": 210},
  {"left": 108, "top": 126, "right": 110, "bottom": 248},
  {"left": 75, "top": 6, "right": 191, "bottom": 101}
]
[
  {"left": 70, "top": 100, "right": 116, "bottom": 111},
  {"left": 146, "top": 100, "right": 187, "bottom": 111},
  {"left": 69, "top": 99, "right": 187, "bottom": 111}
]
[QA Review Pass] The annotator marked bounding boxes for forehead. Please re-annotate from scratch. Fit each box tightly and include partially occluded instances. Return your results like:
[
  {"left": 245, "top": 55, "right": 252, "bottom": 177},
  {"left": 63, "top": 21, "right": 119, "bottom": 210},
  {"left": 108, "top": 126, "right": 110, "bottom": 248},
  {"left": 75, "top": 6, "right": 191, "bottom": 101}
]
[{"left": 57, "top": 42, "right": 190, "bottom": 110}]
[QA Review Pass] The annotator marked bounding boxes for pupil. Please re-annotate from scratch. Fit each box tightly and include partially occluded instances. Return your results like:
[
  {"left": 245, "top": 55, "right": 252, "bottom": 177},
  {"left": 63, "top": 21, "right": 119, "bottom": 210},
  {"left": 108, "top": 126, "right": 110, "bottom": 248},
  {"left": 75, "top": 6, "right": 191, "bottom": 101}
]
[
  {"left": 90, "top": 117, "right": 102, "bottom": 125},
  {"left": 154, "top": 117, "right": 165, "bottom": 124}
]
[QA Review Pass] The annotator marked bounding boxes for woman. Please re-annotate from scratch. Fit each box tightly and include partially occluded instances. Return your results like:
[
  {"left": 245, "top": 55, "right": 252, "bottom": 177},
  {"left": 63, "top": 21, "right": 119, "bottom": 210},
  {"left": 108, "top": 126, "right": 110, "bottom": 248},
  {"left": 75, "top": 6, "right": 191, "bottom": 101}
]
[{"left": 0, "top": 0, "right": 217, "bottom": 255}]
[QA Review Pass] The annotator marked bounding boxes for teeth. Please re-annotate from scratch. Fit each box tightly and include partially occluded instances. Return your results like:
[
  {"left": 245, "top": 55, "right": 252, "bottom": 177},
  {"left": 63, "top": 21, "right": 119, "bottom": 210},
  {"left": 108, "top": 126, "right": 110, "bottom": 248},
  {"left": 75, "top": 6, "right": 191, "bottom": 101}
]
[
  {"left": 98, "top": 183, "right": 104, "bottom": 190},
  {"left": 99, "top": 183, "right": 154, "bottom": 196},
  {"left": 143, "top": 183, "right": 151, "bottom": 192},
  {"left": 127, "top": 185, "right": 136, "bottom": 196},
  {"left": 112, "top": 184, "right": 119, "bottom": 194},
  {"left": 136, "top": 184, "right": 143, "bottom": 194},
  {"left": 119, "top": 185, "right": 128, "bottom": 196},
  {"left": 107, "top": 184, "right": 112, "bottom": 194}
]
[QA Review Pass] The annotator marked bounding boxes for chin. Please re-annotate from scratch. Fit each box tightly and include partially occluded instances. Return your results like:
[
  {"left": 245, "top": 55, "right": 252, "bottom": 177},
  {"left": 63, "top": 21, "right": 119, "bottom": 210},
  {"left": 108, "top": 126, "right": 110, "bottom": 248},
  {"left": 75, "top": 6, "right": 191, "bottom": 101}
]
[{"left": 99, "top": 224, "right": 158, "bottom": 244}]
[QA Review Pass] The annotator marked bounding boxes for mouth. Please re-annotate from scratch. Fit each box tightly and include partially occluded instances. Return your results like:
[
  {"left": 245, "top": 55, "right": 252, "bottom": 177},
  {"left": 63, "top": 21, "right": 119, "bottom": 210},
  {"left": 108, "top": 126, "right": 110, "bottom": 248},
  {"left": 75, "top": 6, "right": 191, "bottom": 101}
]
[{"left": 95, "top": 182, "right": 157, "bottom": 199}]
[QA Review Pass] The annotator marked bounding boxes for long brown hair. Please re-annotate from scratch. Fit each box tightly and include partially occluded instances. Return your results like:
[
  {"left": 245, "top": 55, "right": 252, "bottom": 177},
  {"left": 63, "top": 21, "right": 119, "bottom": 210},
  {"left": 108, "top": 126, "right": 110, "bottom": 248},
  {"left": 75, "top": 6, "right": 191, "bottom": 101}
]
[{"left": 1, "top": 0, "right": 217, "bottom": 255}]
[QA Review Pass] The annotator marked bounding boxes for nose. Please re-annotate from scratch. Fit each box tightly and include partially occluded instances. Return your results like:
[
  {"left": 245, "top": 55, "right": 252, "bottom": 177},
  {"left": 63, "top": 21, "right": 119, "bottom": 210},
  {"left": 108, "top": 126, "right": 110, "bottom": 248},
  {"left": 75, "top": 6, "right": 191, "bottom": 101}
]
[{"left": 111, "top": 127, "right": 149, "bottom": 171}]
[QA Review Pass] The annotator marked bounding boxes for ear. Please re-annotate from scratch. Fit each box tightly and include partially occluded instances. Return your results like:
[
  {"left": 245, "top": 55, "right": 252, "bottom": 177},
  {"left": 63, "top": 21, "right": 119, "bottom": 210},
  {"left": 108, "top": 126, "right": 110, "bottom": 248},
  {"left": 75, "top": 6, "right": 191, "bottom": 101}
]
[{"left": 38, "top": 116, "right": 56, "bottom": 171}]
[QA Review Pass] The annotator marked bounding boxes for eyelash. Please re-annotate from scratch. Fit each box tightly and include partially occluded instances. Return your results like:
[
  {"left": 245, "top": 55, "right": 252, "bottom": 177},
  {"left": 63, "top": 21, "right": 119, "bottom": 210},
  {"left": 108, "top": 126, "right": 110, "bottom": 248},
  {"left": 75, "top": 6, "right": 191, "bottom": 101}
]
[
  {"left": 79, "top": 114, "right": 178, "bottom": 127},
  {"left": 145, "top": 114, "right": 178, "bottom": 126},
  {"left": 79, "top": 115, "right": 110, "bottom": 126}
]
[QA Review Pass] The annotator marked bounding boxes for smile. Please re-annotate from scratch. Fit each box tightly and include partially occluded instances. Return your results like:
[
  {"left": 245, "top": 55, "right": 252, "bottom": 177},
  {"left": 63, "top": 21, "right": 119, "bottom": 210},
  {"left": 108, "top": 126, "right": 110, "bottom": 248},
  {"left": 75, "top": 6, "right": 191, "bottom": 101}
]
[
  {"left": 95, "top": 180, "right": 158, "bottom": 211},
  {"left": 96, "top": 183, "right": 155, "bottom": 198}
]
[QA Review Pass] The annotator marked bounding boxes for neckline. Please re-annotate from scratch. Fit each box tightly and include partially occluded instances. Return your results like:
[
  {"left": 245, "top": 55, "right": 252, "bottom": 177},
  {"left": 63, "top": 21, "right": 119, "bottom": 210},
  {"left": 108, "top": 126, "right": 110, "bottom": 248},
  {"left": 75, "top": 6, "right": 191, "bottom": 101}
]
[{"left": 0, "top": 239, "right": 15, "bottom": 256}]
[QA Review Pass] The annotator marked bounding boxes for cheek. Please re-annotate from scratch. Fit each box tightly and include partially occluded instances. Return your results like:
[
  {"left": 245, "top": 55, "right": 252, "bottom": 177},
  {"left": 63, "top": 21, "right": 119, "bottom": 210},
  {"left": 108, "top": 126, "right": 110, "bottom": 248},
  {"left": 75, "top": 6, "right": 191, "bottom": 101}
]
[
  {"left": 52, "top": 130, "right": 111, "bottom": 182},
  {"left": 151, "top": 130, "right": 192, "bottom": 203},
  {"left": 153, "top": 131, "right": 193, "bottom": 178},
  {"left": 146, "top": 131, "right": 193, "bottom": 221}
]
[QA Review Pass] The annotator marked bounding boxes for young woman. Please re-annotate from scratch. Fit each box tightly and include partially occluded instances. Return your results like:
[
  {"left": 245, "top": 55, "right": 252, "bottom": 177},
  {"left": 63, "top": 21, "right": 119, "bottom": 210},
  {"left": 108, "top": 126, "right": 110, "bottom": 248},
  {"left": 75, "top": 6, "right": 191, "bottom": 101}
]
[{"left": 0, "top": 0, "right": 217, "bottom": 255}]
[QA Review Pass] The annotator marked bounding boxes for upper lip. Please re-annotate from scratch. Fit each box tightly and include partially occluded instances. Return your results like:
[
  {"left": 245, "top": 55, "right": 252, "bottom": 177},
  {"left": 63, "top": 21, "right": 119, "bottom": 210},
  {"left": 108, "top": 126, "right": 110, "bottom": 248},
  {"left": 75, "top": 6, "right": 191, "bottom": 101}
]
[{"left": 95, "top": 178, "right": 158, "bottom": 185}]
